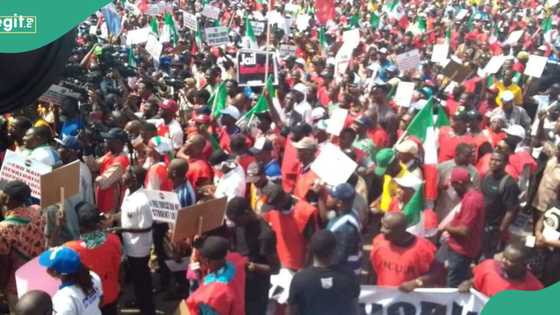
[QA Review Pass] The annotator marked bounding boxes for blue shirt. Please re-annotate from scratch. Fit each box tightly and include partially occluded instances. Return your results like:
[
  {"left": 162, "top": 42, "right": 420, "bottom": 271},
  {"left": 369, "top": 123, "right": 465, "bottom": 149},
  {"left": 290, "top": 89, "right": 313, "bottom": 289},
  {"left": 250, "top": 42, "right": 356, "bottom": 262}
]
[{"left": 175, "top": 181, "right": 196, "bottom": 208}]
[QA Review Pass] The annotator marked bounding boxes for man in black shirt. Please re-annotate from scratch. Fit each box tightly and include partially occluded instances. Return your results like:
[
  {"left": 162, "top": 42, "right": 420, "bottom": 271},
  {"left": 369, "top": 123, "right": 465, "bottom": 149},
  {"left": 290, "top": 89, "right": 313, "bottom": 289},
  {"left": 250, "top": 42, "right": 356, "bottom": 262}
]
[
  {"left": 480, "top": 151, "right": 520, "bottom": 259},
  {"left": 288, "top": 230, "right": 360, "bottom": 315},
  {"left": 225, "top": 197, "right": 280, "bottom": 315}
]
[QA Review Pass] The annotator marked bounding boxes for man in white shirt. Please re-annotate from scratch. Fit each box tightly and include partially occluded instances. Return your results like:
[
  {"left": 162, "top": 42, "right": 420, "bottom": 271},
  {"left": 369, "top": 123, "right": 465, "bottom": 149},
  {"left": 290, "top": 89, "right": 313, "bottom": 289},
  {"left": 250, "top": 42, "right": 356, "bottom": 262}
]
[
  {"left": 22, "top": 126, "right": 61, "bottom": 167},
  {"left": 117, "top": 166, "right": 156, "bottom": 315},
  {"left": 209, "top": 151, "right": 246, "bottom": 201}
]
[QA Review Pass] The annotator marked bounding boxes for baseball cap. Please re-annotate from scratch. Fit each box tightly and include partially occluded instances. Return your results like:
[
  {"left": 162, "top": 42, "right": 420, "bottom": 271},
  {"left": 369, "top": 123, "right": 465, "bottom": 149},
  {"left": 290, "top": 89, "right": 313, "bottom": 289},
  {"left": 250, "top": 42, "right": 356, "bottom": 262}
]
[
  {"left": 55, "top": 136, "right": 81, "bottom": 151},
  {"left": 501, "top": 91, "right": 515, "bottom": 102},
  {"left": 1, "top": 180, "right": 31, "bottom": 204},
  {"left": 395, "top": 139, "right": 419, "bottom": 156},
  {"left": 159, "top": 99, "right": 179, "bottom": 113},
  {"left": 39, "top": 246, "right": 81, "bottom": 275},
  {"left": 374, "top": 148, "right": 396, "bottom": 176},
  {"left": 504, "top": 124, "right": 526, "bottom": 140},
  {"left": 101, "top": 128, "right": 128, "bottom": 142},
  {"left": 449, "top": 167, "right": 471, "bottom": 184},
  {"left": 393, "top": 174, "right": 423, "bottom": 191},
  {"left": 199, "top": 236, "right": 229, "bottom": 260},
  {"left": 293, "top": 137, "right": 317, "bottom": 150},
  {"left": 148, "top": 136, "right": 174, "bottom": 155},
  {"left": 221, "top": 105, "right": 241, "bottom": 120},
  {"left": 329, "top": 183, "right": 355, "bottom": 201}
]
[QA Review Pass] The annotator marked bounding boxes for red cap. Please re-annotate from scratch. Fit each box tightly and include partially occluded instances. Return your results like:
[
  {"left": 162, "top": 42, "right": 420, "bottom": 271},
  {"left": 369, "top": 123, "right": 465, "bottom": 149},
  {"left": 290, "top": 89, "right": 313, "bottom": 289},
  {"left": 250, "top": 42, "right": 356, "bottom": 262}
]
[
  {"left": 159, "top": 99, "right": 178, "bottom": 113},
  {"left": 449, "top": 167, "right": 470, "bottom": 184}
]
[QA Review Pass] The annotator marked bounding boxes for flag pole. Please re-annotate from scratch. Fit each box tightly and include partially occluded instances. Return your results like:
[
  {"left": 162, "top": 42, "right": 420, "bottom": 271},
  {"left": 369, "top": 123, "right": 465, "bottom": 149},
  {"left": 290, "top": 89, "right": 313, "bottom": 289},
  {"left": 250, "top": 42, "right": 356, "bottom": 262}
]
[{"left": 264, "top": 0, "right": 272, "bottom": 81}]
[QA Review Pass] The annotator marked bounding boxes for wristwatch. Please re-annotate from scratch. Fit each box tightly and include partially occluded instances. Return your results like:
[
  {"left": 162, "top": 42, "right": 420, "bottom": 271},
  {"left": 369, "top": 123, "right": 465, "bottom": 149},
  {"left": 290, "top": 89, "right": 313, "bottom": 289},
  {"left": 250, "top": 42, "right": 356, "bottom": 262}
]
[{"left": 415, "top": 278, "right": 424, "bottom": 288}]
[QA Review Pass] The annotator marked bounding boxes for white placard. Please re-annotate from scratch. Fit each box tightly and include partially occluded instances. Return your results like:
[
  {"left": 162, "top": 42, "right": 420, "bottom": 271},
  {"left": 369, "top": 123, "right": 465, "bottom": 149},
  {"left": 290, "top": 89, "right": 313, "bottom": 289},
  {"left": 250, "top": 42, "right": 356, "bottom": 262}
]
[
  {"left": 204, "top": 26, "right": 229, "bottom": 47},
  {"left": 251, "top": 20, "right": 266, "bottom": 36},
  {"left": 145, "top": 34, "right": 163, "bottom": 60},
  {"left": 0, "top": 150, "right": 52, "bottom": 200},
  {"left": 455, "top": 9, "right": 468, "bottom": 21},
  {"left": 182, "top": 11, "right": 198, "bottom": 31},
  {"left": 125, "top": 27, "right": 151, "bottom": 46},
  {"left": 145, "top": 4, "right": 162, "bottom": 16},
  {"left": 504, "top": 30, "right": 524, "bottom": 45},
  {"left": 482, "top": 55, "right": 505, "bottom": 74},
  {"left": 524, "top": 54, "right": 548, "bottom": 78},
  {"left": 202, "top": 5, "right": 220, "bottom": 20},
  {"left": 278, "top": 44, "right": 296, "bottom": 58},
  {"left": 144, "top": 189, "right": 181, "bottom": 223},
  {"left": 343, "top": 28, "right": 361, "bottom": 48},
  {"left": 326, "top": 108, "right": 348, "bottom": 136},
  {"left": 396, "top": 49, "right": 421, "bottom": 72},
  {"left": 89, "top": 25, "right": 98, "bottom": 35},
  {"left": 394, "top": 81, "right": 416, "bottom": 108},
  {"left": 431, "top": 43, "right": 449, "bottom": 64},
  {"left": 335, "top": 43, "right": 354, "bottom": 77},
  {"left": 311, "top": 143, "right": 358, "bottom": 186}
]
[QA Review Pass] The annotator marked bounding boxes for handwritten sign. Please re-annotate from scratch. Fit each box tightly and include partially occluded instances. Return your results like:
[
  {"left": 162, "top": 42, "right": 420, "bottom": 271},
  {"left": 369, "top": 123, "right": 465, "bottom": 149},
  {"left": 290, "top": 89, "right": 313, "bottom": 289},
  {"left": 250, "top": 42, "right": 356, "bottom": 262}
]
[
  {"left": 204, "top": 26, "right": 229, "bottom": 47},
  {"left": 0, "top": 150, "right": 52, "bottom": 200},
  {"left": 144, "top": 189, "right": 181, "bottom": 223},
  {"left": 396, "top": 49, "right": 421, "bottom": 72},
  {"left": 182, "top": 11, "right": 198, "bottom": 31},
  {"left": 202, "top": 5, "right": 220, "bottom": 20},
  {"left": 279, "top": 44, "right": 296, "bottom": 59},
  {"left": 394, "top": 81, "right": 416, "bottom": 108}
]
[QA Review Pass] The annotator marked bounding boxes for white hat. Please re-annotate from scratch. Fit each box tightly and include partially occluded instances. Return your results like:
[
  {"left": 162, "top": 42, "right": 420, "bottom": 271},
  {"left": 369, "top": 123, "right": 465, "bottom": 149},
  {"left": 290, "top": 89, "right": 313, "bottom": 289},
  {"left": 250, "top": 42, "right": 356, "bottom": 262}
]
[
  {"left": 292, "top": 83, "right": 309, "bottom": 96},
  {"left": 504, "top": 124, "right": 526, "bottom": 140},
  {"left": 396, "top": 139, "right": 419, "bottom": 155},
  {"left": 501, "top": 91, "right": 515, "bottom": 102},
  {"left": 394, "top": 174, "right": 423, "bottom": 192},
  {"left": 221, "top": 105, "right": 241, "bottom": 120}
]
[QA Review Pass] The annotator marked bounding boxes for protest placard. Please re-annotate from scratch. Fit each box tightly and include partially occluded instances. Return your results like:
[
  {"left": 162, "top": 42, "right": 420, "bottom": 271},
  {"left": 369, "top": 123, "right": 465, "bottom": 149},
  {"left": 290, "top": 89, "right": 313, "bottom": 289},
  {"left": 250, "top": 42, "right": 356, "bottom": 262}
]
[
  {"left": 251, "top": 20, "right": 266, "bottom": 36},
  {"left": 278, "top": 45, "right": 296, "bottom": 59},
  {"left": 343, "top": 28, "right": 360, "bottom": 48},
  {"left": 524, "top": 55, "right": 548, "bottom": 78},
  {"left": 171, "top": 197, "right": 227, "bottom": 242},
  {"left": 0, "top": 150, "right": 52, "bottom": 200},
  {"left": 326, "top": 108, "right": 348, "bottom": 136},
  {"left": 504, "top": 30, "right": 524, "bottom": 45},
  {"left": 182, "top": 11, "right": 198, "bottom": 31},
  {"left": 236, "top": 49, "right": 278, "bottom": 86},
  {"left": 394, "top": 81, "right": 416, "bottom": 108},
  {"left": 125, "top": 27, "right": 151, "bottom": 46},
  {"left": 40, "top": 160, "right": 79, "bottom": 208},
  {"left": 311, "top": 143, "right": 358, "bottom": 186},
  {"left": 431, "top": 43, "right": 449, "bottom": 64},
  {"left": 335, "top": 43, "right": 354, "bottom": 77},
  {"left": 204, "top": 26, "right": 229, "bottom": 47},
  {"left": 455, "top": 9, "right": 468, "bottom": 20},
  {"left": 202, "top": 5, "right": 220, "bottom": 20},
  {"left": 145, "top": 4, "right": 162, "bottom": 16},
  {"left": 16, "top": 256, "right": 60, "bottom": 298},
  {"left": 482, "top": 55, "right": 505, "bottom": 74},
  {"left": 396, "top": 49, "right": 421, "bottom": 72},
  {"left": 144, "top": 189, "right": 182, "bottom": 223},
  {"left": 442, "top": 59, "right": 473, "bottom": 83},
  {"left": 39, "top": 84, "right": 82, "bottom": 105},
  {"left": 145, "top": 34, "right": 163, "bottom": 61}
]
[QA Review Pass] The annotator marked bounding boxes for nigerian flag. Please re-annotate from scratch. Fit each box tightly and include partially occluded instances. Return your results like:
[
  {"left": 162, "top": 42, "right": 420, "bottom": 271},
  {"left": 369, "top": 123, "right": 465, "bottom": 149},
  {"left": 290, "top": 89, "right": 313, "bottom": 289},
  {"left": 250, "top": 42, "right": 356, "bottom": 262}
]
[
  {"left": 542, "top": 15, "right": 553, "bottom": 33},
  {"left": 150, "top": 17, "right": 159, "bottom": 37},
  {"left": 402, "top": 184, "right": 425, "bottom": 232},
  {"left": 163, "top": 13, "right": 179, "bottom": 46},
  {"left": 370, "top": 12, "right": 380, "bottom": 30},
  {"left": 128, "top": 48, "right": 137, "bottom": 68},
  {"left": 350, "top": 13, "right": 360, "bottom": 29},
  {"left": 416, "top": 15, "right": 426, "bottom": 32},
  {"left": 210, "top": 82, "right": 227, "bottom": 118},
  {"left": 237, "top": 76, "right": 275, "bottom": 128},
  {"left": 318, "top": 26, "right": 328, "bottom": 51},
  {"left": 244, "top": 15, "right": 258, "bottom": 49}
]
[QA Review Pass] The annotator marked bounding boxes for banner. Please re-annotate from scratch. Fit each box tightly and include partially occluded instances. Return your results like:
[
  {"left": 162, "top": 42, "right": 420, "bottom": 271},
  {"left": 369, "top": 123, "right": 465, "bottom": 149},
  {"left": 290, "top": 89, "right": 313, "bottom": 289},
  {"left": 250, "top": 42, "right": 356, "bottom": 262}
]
[
  {"left": 204, "top": 26, "right": 229, "bottom": 47},
  {"left": 359, "top": 286, "right": 488, "bottom": 315},
  {"left": 236, "top": 49, "right": 278, "bottom": 86}
]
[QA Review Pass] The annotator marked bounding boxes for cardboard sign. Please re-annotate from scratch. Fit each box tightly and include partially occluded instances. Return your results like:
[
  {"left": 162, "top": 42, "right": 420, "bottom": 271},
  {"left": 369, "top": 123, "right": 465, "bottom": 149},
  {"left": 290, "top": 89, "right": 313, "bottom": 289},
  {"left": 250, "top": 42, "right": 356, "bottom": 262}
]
[
  {"left": 251, "top": 20, "right": 266, "bottom": 36},
  {"left": 15, "top": 256, "right": 60, "bottom": 298},
  {"left": 524, "top": 55, "right": 548, "bottom": 78},
  {"left": 278, "top": 44, "right": 296, "bottom": 59},
  {"left": 394, "top": 81, "right": 416, "bottom": 108},
  {"left": 39, "top": 160, "right": 80, "bottom": 208},
  {"left": 482, "top": 55, "right": 505, "bottom": 74},
  {"left": 0, "top": 150, "right": 52, "bottom": 200},
  {"left": 171, "top": 197, "right": 227, "bottom": 242},
  {"left": 311, "top": 143, "right": 358, "bottom": 186},
  {"left": 202, "top": 5, "right": 220, "bottom": 20},
  {"left": 504, "top": 30, "right": 524, "bottom": 45},
  {"left": 126, "top": 27, "right": 151, "bottom": 46},
  {"left": 145, "top": 4, "right": 162, "bottom": 16},
  {"left": 335, "top": 43, "right": 354, "bottom": 77},
  {"left": 396, "top": 49, "right": 421, "bottom": 72},
  {"left": 204, "top": 26, "right": 229, "bottom": 46},
  {"left": 182, "top": 11, "right": 198, "bottom": 31},
  {"left": 236, "top": 49, "right": 278, "bottom": 86},
  {"left": 144, "top": 189, "right": 182, "bottom": 223},
  {"left": 343, "top": 29, "right": 360, "bottom": 49},
  {"left": 39, "top": 84, "right": 81, "bottom": 105},
  {"left": 431, "top": 43, "right": 449, "bottom": 64},
  {"left": 326, "top": 108, "right": 348, "bottom": 136},
  {"left": 145, "top": 34, "right": 163, "bottom": 61},
  {"left": 441, "top": 59, "right": 473, "bottom": 83}
]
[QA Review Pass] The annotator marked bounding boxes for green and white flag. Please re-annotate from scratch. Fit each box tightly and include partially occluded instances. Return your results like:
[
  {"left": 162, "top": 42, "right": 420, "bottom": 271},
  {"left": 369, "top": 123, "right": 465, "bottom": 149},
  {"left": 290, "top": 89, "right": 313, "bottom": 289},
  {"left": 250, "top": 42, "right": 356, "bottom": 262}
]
[
  {"left": 210, "top": 82, "right": 227, "bottom": 118},
  {"left": 237, "top": 76, "right": 276, "bottom": 128},
  {"left": 150, "top": 17, "right": 159, "bottom": 37},
  {"left": 416, "top": 15, "right": 426, "bottom": 33},
  {"left": 318, "top": 26, "right": 328, "bottom": 51},
  {"left": 244, "top": 14, "right": 258, "bottom": 49},
  {"left": 162, "top": 13, "right": 179, "bottom": 46},
  {"left": 128, "top": 48, "right": 137, "bottom": 68},
  {"left": 370, "top": 12, "right": 380, "bottom": 30}
]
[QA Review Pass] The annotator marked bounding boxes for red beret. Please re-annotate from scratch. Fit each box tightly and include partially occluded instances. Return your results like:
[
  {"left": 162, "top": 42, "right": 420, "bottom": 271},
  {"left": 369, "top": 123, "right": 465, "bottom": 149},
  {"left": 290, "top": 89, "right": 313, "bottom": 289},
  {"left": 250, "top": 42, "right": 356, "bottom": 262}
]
[
  {"left": 450, "top": 167, "right": 470, "bottom": 184},
  {"left": 159, "top": 99, "right": 178, "bottom": 113}
]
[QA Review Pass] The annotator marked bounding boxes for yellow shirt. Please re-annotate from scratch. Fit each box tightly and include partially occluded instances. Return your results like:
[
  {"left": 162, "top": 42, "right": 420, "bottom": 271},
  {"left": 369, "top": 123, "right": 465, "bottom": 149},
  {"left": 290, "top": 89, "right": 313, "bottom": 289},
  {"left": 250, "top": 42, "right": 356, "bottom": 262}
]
[
  {"left": 495, "top": 82, "right": 523, "bottom": 106},
  {"left": 380, "top": 167, "right": 408, "bottom": 212}
]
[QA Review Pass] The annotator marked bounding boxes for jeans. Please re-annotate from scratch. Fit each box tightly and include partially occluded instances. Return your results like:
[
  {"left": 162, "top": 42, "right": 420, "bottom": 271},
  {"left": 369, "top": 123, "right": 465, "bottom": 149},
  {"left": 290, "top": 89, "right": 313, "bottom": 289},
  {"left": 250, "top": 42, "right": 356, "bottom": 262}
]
[
  {"left": 481, "top": 226, "right": 502, "bottom": 260},
  {"left": 446, "top": 248, "right": 473, "bottom": 288},
  {"left": 128, "top": 256, "right": 156, "bottom": 315}
]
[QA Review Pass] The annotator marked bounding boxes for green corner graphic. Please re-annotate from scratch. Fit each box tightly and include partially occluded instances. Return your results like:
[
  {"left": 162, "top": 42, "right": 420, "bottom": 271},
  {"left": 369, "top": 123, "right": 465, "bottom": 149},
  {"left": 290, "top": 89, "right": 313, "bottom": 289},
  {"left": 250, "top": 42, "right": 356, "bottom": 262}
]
[
  {"left": 481, "top": 281, "right": 560, "bottom": 314},
  {"left": 0, "top": 0, "right": 110, "bottom": 53}
]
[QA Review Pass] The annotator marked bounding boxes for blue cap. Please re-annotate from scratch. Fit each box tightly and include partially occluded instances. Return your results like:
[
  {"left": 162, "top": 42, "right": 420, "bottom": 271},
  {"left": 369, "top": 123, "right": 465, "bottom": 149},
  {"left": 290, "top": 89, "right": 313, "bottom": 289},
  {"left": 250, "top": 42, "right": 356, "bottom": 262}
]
[
  {"left": 329, "top": 183, "right": 355, "bottom": 201},
  {"left": 39, "top": 246, "right": 81, "bottom": 275}
]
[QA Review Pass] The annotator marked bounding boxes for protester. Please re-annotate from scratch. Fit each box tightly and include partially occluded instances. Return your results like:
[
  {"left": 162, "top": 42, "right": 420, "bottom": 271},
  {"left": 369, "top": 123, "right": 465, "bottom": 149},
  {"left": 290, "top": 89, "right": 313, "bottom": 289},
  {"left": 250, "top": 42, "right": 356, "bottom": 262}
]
[{"left": 14, "top": 290, "right": 52, "bottom": 315}]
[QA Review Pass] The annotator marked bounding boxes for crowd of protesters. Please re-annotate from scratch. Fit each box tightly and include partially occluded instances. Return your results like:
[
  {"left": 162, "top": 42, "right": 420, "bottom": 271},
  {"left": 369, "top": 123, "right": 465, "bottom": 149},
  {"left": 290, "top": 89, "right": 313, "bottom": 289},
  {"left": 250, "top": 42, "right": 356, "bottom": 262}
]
[{"left": 2, "top": 0, "right": 560, "bottom": 314}]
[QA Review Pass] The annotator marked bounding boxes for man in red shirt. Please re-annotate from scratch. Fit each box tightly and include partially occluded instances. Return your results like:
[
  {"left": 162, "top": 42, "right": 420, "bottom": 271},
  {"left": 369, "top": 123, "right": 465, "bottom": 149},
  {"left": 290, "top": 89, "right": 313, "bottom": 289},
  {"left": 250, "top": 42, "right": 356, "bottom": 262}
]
[
  {"left": 177, "top": 134, "right": 214, "bottom": 190},
  {"left": 459, "top": 244, "right": 543, "bottom": 297},
  {"left": 438, "top": 111, "right": 473, "bottom": 163},
  {"left": 438, "top": 167, "right": 485, "bottom": 287},
  {"left": 370, "top": 212, "right": 443, "bottom": 291},
  {"left": 281, "top": 123, "right": 311, "bottom": 193}
]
